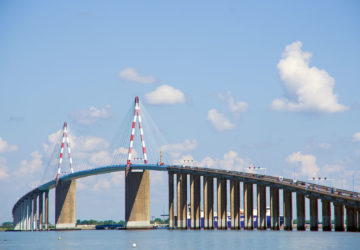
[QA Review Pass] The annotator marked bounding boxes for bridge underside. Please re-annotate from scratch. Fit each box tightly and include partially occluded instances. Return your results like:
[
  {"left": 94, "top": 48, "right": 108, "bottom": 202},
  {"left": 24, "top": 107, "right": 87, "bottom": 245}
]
[{"left": 125, "top": 169, "right": 151, "bottom": 229}]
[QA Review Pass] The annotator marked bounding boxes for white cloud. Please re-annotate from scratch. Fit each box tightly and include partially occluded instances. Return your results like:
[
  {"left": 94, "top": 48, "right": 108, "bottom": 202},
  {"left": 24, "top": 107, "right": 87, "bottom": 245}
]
[
  {"left": 352, "top": 132, "right": 360, "bottom": 142},
  {"left": 17, "top": 151, "right": 43, "bottom": 176},
  {"left": 271, "top": 41, "right": 348, "bottom": 113},
  {"left": 118, "top": 67, "right": 157, "bottom": 84},
  {"left": 145, "top": 85, "right": 185, "bottom": 105},
  {"left": 161, "top": 139, "right": 197, "bottom": 158},
  {"left": 200, "top": 150, "right": 250, "bottom": 171},
  {"left": 318, "top": 143, "right": 331, "bottom": 150},
  {"left": 89, "top": 150, "right": 112, "bottom": 166},
  {"left": 286, "top": 151, "right": 320, "bottom": 178},
  {"left": 218, "top": 91, "right": 248, "bottom": 115},
  {"left": 0, "top": 157, "right": 9, "bottom": 180},
  {"left": 73, "top": 136, "right": 110, "bottom": 153},
  {"left": 207, "top": 109, "right": 235, "bottom": 131},
  {"left": 92, "top": 178, "right": 111, "bottom": 191},
  {"left": 0, "top": 137, "right": 18, "bottom": 153},
  {"left": 71, "top": 105, "right": 111, "bottom": 125}
]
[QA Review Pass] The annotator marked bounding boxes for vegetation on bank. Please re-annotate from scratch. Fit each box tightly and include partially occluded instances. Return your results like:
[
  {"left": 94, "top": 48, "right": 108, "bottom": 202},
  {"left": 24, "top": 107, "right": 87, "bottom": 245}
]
[{"left": 0, "top": 222, "right": 13, "bottom": 231}]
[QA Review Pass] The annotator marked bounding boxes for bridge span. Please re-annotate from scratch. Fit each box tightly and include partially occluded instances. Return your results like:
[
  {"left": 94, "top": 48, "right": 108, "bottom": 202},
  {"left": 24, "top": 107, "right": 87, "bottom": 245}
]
[{"left": 12, "top": 164, "right": 360, "bottom": 232}]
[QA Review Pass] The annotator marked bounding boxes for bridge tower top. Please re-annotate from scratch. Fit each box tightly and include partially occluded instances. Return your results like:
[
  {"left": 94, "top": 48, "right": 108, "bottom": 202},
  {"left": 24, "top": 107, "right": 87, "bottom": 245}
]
[
  {"left": 127, "top": 96, "right": 148, "bottom": 167},
  {"left": 56, "top": 121, "right": 74, "bottom": 185}
]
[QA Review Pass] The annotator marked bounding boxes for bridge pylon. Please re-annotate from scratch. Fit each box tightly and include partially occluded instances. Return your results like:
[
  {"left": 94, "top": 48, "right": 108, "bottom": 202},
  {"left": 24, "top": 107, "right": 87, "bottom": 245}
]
[{"left": 125, "top": 97, "right": 151, "bottom": 229}]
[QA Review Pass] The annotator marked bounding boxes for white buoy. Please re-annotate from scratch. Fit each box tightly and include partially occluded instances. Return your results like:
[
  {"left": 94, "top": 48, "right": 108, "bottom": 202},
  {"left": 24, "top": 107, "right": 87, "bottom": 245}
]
[
  {"left": 132, "top": 242, "right": 136, "bottom": 248},
  {"left": 58, "top": 236, "right": 62, "bottom": 240}
]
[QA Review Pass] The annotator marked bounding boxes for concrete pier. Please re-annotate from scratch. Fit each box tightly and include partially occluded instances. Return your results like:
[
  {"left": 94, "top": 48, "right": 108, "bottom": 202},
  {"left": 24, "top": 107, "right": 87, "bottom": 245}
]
[
  {"left": 346, "top": 206, "right": 357, "bottom": 232},
  {"left": 309, "top": 197, "right": 318, "bottom": 231},
  {"left": 55, "top": 180, "right": 76, "bottom": 229},
  {"left": 283, "top": 190, "right": 292, "bottom": 231},
  {"left": 244, "top": 182, "right": 253, "bottom": 230},
  {"left": 257, "top": 184, "right": 266, "bottom": 230},
  {"left": 203, "top": 176, "right": 214, "bottom": 229},
  {"left": 190, "top": 174, "right": 201, "bottom": 229},
  {"left": 217, "top": 178, "right": 227, "bottom": 229},
  {"left": 33, "top": 196, "right": 37, "bottom": 230},
  {"left": 322, "top": 200, "right": 331, "bottom": 231},
  {"left": 296, "top": 193, "right": 305, "bottom": 231},
  {"left": 334, "top": 203, "right": 344, "bottom": 231},
  {"left": 29, "top": 198, "right": 33, "bottom": 231},
  {"left": 357, "top": 210, "right": 360, "bottom": 232},
  {"left": 270, "top": 187, "right": 279, "bottom": 230},
  {"left": 38, "top": 193, "right": 43, "bottom": 230},
  {"left": 177, "top": 173, "right": 187, "bottom": 229},
  {"left": 230, "top": 180, "right": 240, "bottom": 229},
  {"left": 168, "top": 172, "right": 174, "bottom": 229},
  {"left": 125, "top": 170, "right": 151, "bottom": 229},
  {"left": 45, "top": 190, "right": 49, "bottom": 230}
]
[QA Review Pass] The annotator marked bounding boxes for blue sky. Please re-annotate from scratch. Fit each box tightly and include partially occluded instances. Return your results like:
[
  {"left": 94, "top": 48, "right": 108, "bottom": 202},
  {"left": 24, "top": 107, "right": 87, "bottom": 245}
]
[{"left": 1, "top": 0, "right": 360, "bottom": 223}]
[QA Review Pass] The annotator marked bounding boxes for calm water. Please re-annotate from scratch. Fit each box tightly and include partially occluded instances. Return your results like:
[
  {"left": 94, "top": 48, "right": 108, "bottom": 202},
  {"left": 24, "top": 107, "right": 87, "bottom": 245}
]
[{"left": 0, "top": 229, "right": 359, "bottom": 250}]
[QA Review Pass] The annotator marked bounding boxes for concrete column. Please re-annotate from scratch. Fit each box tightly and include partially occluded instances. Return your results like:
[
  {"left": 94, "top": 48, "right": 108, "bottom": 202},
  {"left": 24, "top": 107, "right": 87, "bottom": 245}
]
[
  {"left": 296, "top": 193, "right": 305, "bottom": 231},
  {"left": 190, "top": 174, "right": 201, "bottom": 229},
  {"left": 334, "top": 203, "right": 344, "bottom": 231},
  {"left": 177, "top": 173, "right": 187, "bottom": 229},
  {"left": 244, "top": 182, "right": 253, "bottom": 230},
  {"left": 322, "top": 200, "right": 331, "bottom": 231},
  {"left": 283, "top": 189, "right": 292, "bottom": 231},
  {"left": 33, "top": 195, "right": 37, "bottom": 230},
  {"left": 357, "top": 210, "right": 360, "bottom": 232},
  {"left": 203, "top": 176, "right": 214, "bottom": 229},
  {"left": 309, "top": 197, "right": 318, "bottom": 231},
  {"left": 21, "top": 203, "right": 25, "bottom": 230},
  {"left": 168, "top": 172, "right": 175, "bottom": 229},
  {"left": 346, "top": 206, "right": 357, "bottom": 232},
  {"left": 28, "top": 199, "right": 31, "bottom": 231},
  {"left": 230, "top": 180, "right": 240, "bottom": 229},
  {"left": 55, "top": 180, "right": 76, "bottom": 229},
  {"left": 38, "top": 192, "right": 43, "bottom": 230},
  {"left": 217, "top": 178, "right": 227, "bottom": 229},
  {"left": 270, "top": 187, "right": 279, "bottom": 230},
  {"left": 45, "top": 190, "right": 49, "bottom": 230},
  {"left": 125, "top": 170, "right": 151, "bottom": 229},
  {"left": 29, "top": 198, "right": 33, "bottom": 231},
  {"left": 257, "top": 184, "right": 266, "bottom": 230}
]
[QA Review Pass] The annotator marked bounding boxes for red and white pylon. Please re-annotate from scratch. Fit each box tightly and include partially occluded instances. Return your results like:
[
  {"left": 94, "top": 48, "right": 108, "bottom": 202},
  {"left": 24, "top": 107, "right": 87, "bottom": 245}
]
[
  {"left": 127, "top": 96, "right": 148, "bottom": 167},
  {"left": 56, "top": 121, "right": 74, "bottom": 185}
]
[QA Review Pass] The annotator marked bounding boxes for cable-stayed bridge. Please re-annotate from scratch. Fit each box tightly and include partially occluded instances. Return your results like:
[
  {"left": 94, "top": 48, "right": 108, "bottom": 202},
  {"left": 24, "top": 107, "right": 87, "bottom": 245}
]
[{"left": 12, "top": 97, "right": 360, "bottom": 232}]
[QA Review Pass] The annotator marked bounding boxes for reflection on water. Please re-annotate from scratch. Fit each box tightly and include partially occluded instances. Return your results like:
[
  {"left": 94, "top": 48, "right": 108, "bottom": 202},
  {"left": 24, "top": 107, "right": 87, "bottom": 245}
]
[{"left": 1, "top": 229, "right": 360, "bottom": 250}]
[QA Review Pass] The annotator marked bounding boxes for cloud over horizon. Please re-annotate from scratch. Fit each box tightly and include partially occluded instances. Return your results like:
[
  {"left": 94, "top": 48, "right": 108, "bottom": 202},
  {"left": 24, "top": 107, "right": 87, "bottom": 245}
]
[
  {"left": 70, "top": 105, "right": 111, "bottom": 125},
  {"left": 207, "top": 109, "right": 235, "bottom": 131},
  {"left": 145, "top": 85, "right": 185, "bottom": 105},
  {"left": 271, "top": 41, "right": 348, "bottom": 114},
  {"left": 118, "top": 67, "right": 157, "bottom": 84}
]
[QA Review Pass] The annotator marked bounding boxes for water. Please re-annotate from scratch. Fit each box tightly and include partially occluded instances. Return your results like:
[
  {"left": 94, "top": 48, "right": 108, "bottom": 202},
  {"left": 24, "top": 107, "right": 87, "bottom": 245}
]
[{"left": 0, "top": 230, "right": 359, "bottom": 250}]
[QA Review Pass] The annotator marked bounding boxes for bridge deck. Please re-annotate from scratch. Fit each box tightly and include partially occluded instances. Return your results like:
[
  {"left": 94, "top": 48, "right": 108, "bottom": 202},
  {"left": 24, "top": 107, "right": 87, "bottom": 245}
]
[{"left": 12, "top": 164, "right": 360, "bottom": 214}]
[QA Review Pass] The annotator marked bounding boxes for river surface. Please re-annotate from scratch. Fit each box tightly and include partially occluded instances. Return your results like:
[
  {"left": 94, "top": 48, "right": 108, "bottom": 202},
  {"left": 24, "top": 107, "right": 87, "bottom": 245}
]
[{"left": 0, "top": 229, "right": 359, "bottom": 249}]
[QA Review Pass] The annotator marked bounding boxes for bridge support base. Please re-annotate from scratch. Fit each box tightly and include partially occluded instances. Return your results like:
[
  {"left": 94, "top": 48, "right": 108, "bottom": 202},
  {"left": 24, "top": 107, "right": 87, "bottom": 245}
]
[
  {"left": 231, "top": 180, "right": 240, "bottom": 229},
  {"left": 283, "top": 190, "right": 292, "bottom": 231},
  {"left": 310, "top": 197, "right": 318, "bottom": 231},
  {"left": 203, "top": 176, "right": 214, "bottom": 229},
  {"left": 296, "top": 193, "right": 305, "bottom": 231},
  {"left": 270, "top": 187, "right": 279, "bottom": 230},
  {"left": 334, "top": 203, "right": 344, "bottom": 231},
  {"left": 125, "top": 170, "right": 151, "bottom": 229},
  {"left": 244, "top": 182, "right": 253, "bottom": 230},
  {"left": 322, "top": 200, "right": 331, "bottom": 231},
  {"left": 55, "top": 180, "right": 76, "bottom": 229},
  {"left": 257, "top": 184, "right": 266, "bottom": 230},
  {"left": 190, "top": 174, "right": 201, "bottom": 229},
  {"left": 217, "top": 178, "right": 227, "bottom": 229}
]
